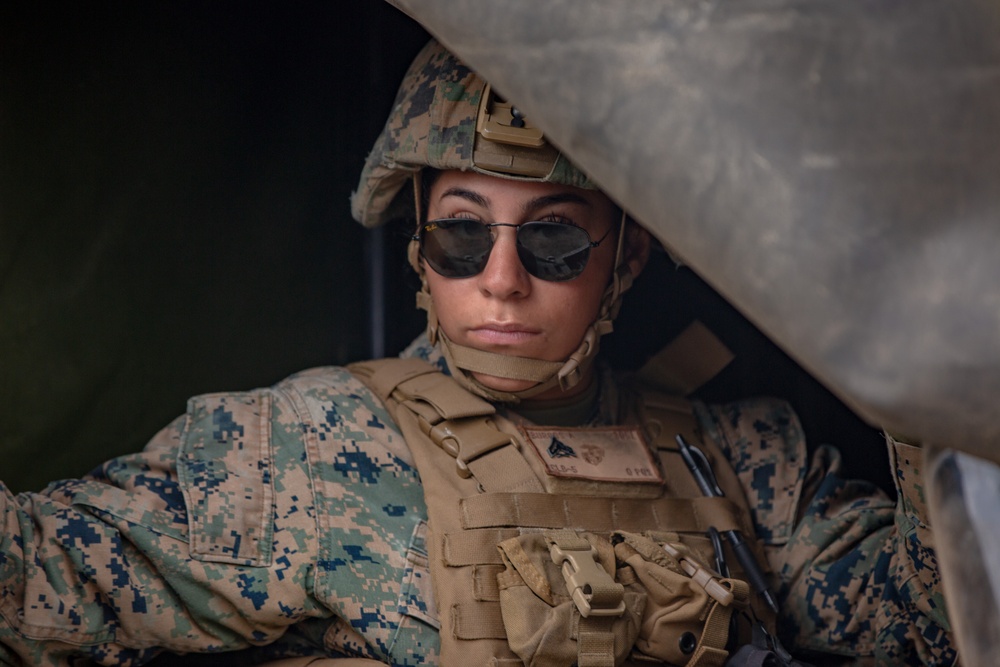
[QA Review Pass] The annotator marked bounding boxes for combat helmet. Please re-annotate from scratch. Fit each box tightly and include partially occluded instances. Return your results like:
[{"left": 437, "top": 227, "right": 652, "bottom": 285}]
[{"left": 351, "top": 39, "right": 637, "bottom": 402}]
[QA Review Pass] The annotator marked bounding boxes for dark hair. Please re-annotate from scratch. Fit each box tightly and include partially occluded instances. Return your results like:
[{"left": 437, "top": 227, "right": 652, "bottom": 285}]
[{"left": 418, "top": 168, "right": 442, "bottom": 225}]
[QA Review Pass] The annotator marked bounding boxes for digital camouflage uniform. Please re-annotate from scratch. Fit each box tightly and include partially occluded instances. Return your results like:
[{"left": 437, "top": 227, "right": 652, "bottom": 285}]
[
  {"left": 0, "top": 38, "right": 958, "bottom": 667},
  {"left": 0, "top": 337, "right": 955, "bottom": 666}
]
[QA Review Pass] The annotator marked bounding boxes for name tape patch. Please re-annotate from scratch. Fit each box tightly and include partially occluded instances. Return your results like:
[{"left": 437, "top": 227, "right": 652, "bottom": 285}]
[{"left": 521, "top": 426, "right": 663, "bottom": 484}]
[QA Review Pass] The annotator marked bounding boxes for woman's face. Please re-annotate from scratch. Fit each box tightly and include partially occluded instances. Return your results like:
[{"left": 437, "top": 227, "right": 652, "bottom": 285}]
[{"left": 423, "top": 170, "right": 648, "bottom": 399}]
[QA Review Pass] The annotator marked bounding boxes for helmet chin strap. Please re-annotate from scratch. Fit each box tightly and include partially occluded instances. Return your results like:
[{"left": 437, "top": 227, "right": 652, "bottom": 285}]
[{"left": 410, "top": 208, "right": 635, "bottom": 404}]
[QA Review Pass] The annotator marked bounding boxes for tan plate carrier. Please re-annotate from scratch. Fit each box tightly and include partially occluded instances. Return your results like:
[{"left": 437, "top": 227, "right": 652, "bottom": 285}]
[{"left": 350, "top": 358, "right": 774, "bottom": 667}]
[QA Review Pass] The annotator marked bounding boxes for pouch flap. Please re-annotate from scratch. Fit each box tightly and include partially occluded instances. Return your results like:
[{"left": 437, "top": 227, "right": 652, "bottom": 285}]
[{"left": 179, "top": 390, "right": 274, "bottom": 566}]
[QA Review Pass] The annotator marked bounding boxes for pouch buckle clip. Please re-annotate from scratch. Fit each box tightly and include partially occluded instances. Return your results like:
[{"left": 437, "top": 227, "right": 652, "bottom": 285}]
[{"left": 550, "top": 541, "right": 626, "bottom": 618}]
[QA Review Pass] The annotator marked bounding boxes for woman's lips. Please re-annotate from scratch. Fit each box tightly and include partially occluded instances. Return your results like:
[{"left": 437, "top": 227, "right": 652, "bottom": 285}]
[{"left": 468, "top": 323, "right": 540, "bottom": 346}]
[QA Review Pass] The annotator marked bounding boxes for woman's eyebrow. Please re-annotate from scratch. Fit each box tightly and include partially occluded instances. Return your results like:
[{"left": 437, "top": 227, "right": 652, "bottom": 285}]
[
  {"left": 439, "top": 187, "right": 489, "bottom": 209},
  {"left": 523, "top": 193, "right": 592, "bottom": 215},
  {"left": 438, "top": 187, "right": 591, "bottom": 215}
]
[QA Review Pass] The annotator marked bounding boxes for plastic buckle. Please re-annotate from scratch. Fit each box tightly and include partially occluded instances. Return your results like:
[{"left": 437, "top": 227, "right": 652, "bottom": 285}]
[
  {"left": 550, "top": 543, "right": 625, "bottom": 618},
  {"left": 424, "top": 421, "right": 473, "bottom": 479},
  {"left": 661, "top": 542, "right": 734, "bottom": 606}
]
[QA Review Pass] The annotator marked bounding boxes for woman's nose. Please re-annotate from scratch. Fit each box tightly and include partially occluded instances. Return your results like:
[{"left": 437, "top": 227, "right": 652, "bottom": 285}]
[{"left": 477, "top": 226, "right": 531, "bottom": 299}]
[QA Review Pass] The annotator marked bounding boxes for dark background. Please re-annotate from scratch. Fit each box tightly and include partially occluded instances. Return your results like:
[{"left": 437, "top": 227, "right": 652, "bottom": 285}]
[{"left": 0, "top": 2, "right": 889, "bottom": 494}]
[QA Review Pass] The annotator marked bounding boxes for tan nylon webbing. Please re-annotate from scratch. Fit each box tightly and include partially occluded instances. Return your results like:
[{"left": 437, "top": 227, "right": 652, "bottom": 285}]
[
  {"left": 450, "top": 343, "right": 563, "bottom": 381},
  {"left": 384, "top": 361, "right": 545, "bottom": 493},
  {"left": 452, "top": 602, "right": 508, "bottom": 639},
  {"left": 467, "top": 446, "right": 546, "bottom": 493},
  {"left": 687, "top": 579, "right": 750, "bottom": 667},
  {"left": 432, "top": 418, "right": 511, "bottom": 462},
  {"left": 399, "top": 369, "right": 496, "bottom": 420},
  {"left": 460, "top": 493, "right": 745, "bottom": 533},
  {"left": 443, "top": 529, "right": 518, "bottom": 566},
  {"left": 353, "top": 357, "right": 436, "bottom": 402},
  {"left": 578, "top": 618, "right": 616, "bottom": 667},
  {"left": 473, "top": 564, "right": 503, "bottom": 601}
]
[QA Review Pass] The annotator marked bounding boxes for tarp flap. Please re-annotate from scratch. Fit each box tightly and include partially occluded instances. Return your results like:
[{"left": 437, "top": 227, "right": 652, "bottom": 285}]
[{"left": 391, "top": 0, "right": 1000, "bottom": 461}]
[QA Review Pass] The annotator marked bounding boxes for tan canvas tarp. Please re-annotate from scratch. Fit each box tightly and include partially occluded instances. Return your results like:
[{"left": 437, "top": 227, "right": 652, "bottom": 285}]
[
  {"left": 390, "top": 4, "right": 1000, "bottom": 660},
  {"left": 390, "top": 0, "right": 1000, "bottom": 463}
]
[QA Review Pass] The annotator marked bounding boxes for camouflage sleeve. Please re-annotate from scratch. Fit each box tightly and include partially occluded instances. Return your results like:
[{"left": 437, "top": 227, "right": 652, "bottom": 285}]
[
  {"left": 0, "top": 366, "right": 436, "bottom": 666},
  {"left": 695, "top": 400, "right": 957, "bottom": 665}
]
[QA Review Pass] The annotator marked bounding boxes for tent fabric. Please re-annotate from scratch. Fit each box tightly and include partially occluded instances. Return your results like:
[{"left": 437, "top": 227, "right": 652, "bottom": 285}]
[{"left": 391, "top": 0, "right": 1000, "bottom": 462}]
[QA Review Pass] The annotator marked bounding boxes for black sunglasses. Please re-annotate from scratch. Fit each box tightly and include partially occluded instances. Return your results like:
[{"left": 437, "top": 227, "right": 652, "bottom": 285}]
[{"left": 414, "top": 218, "right": 612, "bottom": 282}]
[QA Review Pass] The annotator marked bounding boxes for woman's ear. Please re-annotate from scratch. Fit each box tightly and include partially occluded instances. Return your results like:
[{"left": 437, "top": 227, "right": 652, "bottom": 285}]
[{"left": 624, "top": 221, "right": 653, "bottom": 278}]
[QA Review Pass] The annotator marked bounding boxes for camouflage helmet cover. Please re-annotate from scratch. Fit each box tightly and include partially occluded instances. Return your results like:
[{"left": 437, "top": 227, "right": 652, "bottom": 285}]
[{"left": 351, "top": 39, "right": 595, "bottom": 228}]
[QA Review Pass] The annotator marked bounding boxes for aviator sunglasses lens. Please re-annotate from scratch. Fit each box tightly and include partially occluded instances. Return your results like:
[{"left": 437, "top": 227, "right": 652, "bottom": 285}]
[
  {"left": 419, "top": 219, "right": 594, "bottom": 281},
  {"left": 516, "top": 222, "right": 592, "bottom": 281},
  {"left": 419, "top": 219, "right": 493, "bottom": 278}
]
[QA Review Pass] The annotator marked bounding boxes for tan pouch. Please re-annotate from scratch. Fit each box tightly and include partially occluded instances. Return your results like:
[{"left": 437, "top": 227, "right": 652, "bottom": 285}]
[
  {"left": 615, "top": 531, "right": 748, "bottom": 666},
  {"left": 496, "top": 531, "right": 645, "bottom": 667}
]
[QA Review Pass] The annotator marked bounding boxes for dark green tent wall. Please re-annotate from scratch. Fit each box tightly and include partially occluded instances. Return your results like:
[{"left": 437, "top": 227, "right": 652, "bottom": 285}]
[{"left": 0, "top": 3, "right": 430, "bottom": 491}]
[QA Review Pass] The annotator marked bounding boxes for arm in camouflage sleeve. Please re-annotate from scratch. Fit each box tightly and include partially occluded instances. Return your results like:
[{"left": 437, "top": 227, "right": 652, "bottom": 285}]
[
  {"left": 0, "top": 367, "right": 436, "bottom": 666},
  {"left": 695, "top": 400, "right": 957, "bottom": 665},
  {"left": 0, "top": 406, "right": 329, "bottom": 666}
]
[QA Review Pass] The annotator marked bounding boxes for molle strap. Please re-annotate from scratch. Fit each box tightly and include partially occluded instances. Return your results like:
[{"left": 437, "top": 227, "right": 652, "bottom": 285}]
[
  {"left": 688, "top": 579, "right": 751, "bottom": 667},
  {"left": 452, "top": 602, "right": 508, "bottom": 640},
  {"left": 351, "top": 356, "right": 502, "bottom": 422},
  {"left": 460, "top": 493, "right": 745, "bottom": 534},
  {"left": 409, "top": 409, "right": 542, "bottom": 491},
  {"left": 386, "top": 362, "right": 544, "bottom": 493},
  {"left": 353, "top": 358, "right": 543, "bottom": 492},
  {"left": 443, "top": 529, "right": 518, "bottom": 566},
  {"left": 347, "top": 358, "right": 439, "bottom": 405},
  {"left": 578, "top": 616, "right": 617, "bottom": 667},
  {"left": 441, "top": 530, "right": 512, "bottom": 601},
  {"left": 396, "top": 367, "right": 497, "bottom": 420},
  {"left": 474, "top": 564, "right": 504, "bottom": 602},
  {"left": 466, "top": 444, "right": 545, "bottom": 493}
]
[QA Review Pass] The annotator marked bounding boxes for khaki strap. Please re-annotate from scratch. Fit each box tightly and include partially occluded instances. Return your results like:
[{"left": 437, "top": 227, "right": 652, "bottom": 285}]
[
  {"left": 473, "top": 564, "right": 504, "bottom": 601},
  {"left": 410, "top": 411, "right": 510, "bottom": 471},
  {"left": 398, "top": 370, "right": 497, "bottom": 420},
  {"left": 443, "top": 529, "right": 518, "bottom": 566},
  {"left": 452, "top": 601, "right": 508, "bottom": 639},
  {"left": 578, "top": 616, "right": 616, "bottom": 667},
  {"left": 450, "top": 343, "right": 563, "bottom": 381},
  {"left": 686, "top": 579, "right": 750, "bottom": 667},
  {"left": 351, "top": 357, "right": 497, "bottom": 420},
  {"left": 461, "top": 493, "right": 745, "bottom": 534},
  {"left": 350, "top": 357, "right": 439, "bottom": 404},
  {"left": 466, "top": 445, "right": 546, "bottom": 493},
  {"left": 390, "top": 364, "right": 544, "bottom": 493}
]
